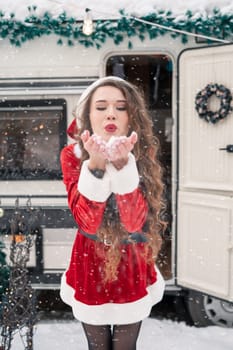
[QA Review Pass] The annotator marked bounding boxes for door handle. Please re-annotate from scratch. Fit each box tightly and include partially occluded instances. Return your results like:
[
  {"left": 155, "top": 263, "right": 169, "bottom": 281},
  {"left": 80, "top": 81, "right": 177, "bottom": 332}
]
[{"left": 219, "top": 144, "right": 233, "bottom": 153}]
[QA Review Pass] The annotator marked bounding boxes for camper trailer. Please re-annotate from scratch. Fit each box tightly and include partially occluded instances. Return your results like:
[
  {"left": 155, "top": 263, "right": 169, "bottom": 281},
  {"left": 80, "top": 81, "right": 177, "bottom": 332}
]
[{"left": 0, "top": 4, "right": 232, "bottom": 328}]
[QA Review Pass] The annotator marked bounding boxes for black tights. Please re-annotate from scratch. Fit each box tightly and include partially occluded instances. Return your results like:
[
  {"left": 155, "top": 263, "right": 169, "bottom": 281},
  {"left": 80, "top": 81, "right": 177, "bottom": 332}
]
[{"left": 82, "top": 321, "right": 142, "bottom": 350}]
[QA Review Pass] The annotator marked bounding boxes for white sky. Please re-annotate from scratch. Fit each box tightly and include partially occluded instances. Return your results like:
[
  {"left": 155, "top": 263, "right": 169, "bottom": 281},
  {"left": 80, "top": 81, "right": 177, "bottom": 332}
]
[
  {"left": 0, "top": 0, "right": 232, "bottom": 20},
  {"left": 10, "top": 317, "right": 233, "bottom": 350}
]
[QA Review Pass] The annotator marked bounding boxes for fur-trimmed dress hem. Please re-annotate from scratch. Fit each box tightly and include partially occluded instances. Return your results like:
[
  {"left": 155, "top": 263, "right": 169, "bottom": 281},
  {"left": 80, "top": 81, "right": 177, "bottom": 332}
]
[{"left": 60, "top": 267, "right": 165, "bottom": 325}]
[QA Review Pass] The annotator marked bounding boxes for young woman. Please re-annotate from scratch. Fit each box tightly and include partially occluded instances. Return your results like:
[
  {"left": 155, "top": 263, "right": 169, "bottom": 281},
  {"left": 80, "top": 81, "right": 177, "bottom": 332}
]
[{"left": 60, "top": 76, "right": 166, "bottom": 350}]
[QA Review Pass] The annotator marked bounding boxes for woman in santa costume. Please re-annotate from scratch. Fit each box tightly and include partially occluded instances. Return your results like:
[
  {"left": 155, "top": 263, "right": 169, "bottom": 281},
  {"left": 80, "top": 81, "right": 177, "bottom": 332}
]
[{"left": 60, "top": 76, "right": 166, "bottom": 350}]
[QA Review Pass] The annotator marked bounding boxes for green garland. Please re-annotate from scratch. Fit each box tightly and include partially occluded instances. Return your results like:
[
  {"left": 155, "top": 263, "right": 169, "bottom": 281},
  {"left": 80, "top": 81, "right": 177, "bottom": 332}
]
[
  {"left": 0, "top": 7, "right": 232, "bottom": 47},
  {"left": 195, "top": 83, "right": 233, "bottom": 124}
]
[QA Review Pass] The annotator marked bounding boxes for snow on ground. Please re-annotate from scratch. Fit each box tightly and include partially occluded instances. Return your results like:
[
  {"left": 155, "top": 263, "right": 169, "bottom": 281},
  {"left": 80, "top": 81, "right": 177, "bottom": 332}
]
[{"left": 8, "top": 317, "right": 233, "bottom": 350}]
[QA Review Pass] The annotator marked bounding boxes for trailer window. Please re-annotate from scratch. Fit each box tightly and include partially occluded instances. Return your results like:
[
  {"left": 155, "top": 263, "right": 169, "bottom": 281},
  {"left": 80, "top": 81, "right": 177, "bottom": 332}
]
[{"left": 0, "top": 99, "right": 66, "bottom": 180}]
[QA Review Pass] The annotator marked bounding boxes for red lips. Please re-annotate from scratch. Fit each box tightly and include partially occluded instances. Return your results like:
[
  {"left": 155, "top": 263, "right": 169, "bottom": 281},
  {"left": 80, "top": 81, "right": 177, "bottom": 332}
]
[{"left": 105, "top": 124, "right": 117, "bottom": 132}]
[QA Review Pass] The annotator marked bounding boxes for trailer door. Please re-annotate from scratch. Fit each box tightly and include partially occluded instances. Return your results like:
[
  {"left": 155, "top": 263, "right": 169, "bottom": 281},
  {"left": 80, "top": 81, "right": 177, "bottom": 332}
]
[{"left": 177, "top": 44, "right": 233, "bottom": 302}]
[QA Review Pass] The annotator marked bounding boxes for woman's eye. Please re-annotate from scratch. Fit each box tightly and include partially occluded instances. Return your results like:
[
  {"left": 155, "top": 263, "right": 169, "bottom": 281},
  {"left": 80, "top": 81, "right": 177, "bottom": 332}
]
[{"left": 95, "top": 104, "right": 126, "bottom": 111}]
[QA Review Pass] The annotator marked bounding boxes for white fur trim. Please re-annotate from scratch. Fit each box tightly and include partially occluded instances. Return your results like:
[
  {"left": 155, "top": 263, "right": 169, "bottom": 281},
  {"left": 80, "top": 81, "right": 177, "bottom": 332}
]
[
  {"left": 78, "top": 160, "right": 111, "bottom": 202},
  {"left": 106, "top": 153, "right": 139, "bottom": 195},
  {"left": 60, "top": 268, "right": 165, "bottom": 325},
  {"left": 73, "top": 143, "right": 82, "bottom": 159}
]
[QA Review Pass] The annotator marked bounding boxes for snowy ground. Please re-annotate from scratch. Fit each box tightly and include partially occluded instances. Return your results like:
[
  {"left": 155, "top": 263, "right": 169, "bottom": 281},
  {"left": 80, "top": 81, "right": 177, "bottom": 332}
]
[
  {"left": 2, "top": 293, "right": 233, "bottom": 349},
  {"left": 7, "top": 316, "right": 233, "bottom": 350}
]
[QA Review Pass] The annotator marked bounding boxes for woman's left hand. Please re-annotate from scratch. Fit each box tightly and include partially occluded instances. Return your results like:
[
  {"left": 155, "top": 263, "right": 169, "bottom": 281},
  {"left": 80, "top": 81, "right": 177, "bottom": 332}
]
[{"left": 109, "top": 131, "right": 137, "bottom": 170}]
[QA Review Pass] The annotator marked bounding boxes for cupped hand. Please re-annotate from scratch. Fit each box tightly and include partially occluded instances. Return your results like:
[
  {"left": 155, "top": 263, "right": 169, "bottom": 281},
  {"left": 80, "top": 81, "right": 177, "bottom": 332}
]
[
  {"left": 81, "top": 130, "right": 138, "bottom": 170},
  {"left": 81, "top": 130, "right": 107, "bottom": 169},
  {"left": 109, "top": 131, "right": 138, "bottom": 169}
]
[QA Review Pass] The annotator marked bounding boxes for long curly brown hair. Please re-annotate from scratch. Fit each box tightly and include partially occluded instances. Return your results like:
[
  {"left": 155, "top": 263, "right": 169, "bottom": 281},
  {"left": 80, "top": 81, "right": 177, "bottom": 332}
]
[{"left": 74, "top": 76, "right": 166, "bottom": 282}]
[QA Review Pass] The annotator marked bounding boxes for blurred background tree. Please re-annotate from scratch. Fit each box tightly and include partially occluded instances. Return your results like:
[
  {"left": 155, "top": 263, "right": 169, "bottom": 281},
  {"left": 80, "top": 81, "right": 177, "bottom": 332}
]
[{"left": 0, "top": 240, "right": 9, "bottom": 319}]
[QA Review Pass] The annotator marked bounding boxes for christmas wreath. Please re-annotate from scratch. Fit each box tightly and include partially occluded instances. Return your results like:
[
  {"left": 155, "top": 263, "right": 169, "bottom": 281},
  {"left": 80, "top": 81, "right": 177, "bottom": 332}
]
[{"left": 195, "top": 83, "right": 232, "bottom": 124}]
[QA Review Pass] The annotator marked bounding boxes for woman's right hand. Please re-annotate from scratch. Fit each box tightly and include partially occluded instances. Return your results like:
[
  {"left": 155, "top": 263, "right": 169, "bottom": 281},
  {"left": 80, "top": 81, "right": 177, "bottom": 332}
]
[{"left": 81, "top": 130, "right": 107, "bottom": 170}]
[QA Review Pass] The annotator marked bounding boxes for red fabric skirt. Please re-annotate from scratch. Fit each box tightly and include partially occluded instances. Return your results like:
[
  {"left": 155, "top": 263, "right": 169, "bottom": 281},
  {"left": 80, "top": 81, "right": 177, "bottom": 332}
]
[{"left": 60, "top": 231, "right": 165, "bottom": 325}]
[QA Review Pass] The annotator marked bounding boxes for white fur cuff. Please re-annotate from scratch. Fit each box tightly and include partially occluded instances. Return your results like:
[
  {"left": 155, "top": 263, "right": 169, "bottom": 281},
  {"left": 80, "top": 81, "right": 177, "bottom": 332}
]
[
  {"left": 78, "top": 160, "right": 111, "bottom": 202},
  {"left": 106, "top": 153, "right": 139, "bottom": 195}
]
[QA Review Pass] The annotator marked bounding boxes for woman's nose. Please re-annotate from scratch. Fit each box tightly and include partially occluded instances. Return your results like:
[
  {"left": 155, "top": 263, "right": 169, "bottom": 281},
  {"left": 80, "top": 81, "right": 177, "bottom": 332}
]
[
  {"left": 106, "top": 106, "right": 116, "bottom": 119},
  {"left": 107, "top": 114, "right": 116, "bottom": 120}
]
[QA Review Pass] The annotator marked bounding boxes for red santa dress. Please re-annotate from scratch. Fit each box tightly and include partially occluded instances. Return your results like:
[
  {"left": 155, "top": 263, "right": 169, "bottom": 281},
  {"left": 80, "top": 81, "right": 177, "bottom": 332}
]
[{"left": 60, "top": 142, "right": 165, "bottom": 325}]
